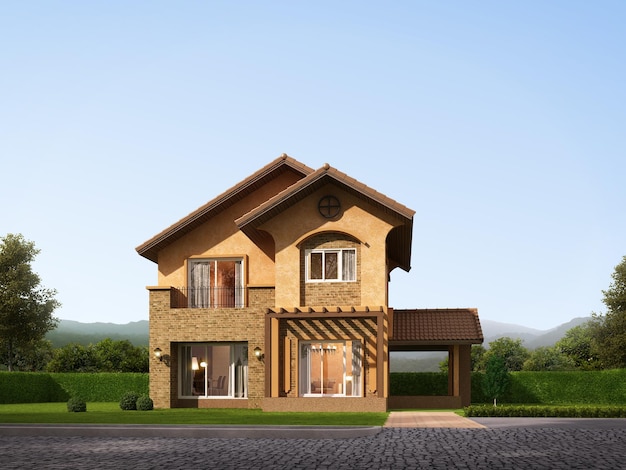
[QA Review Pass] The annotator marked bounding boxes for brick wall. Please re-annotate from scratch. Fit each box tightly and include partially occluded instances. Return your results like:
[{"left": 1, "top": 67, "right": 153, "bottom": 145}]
[{"left": 149, "top": 287, "right": 271, "bottom": 409}]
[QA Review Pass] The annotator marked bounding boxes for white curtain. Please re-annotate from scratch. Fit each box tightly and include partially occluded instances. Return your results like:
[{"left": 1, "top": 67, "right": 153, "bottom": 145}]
[
  {"left": 191, "top": 261, "right": 211, "bottom": 307},
  {"left": 342, "top": 250, "right": 356, "bottom": 281},
  {"left": 234, "top": 260, "right": 243, "bottom": 308},
  {"left": 299, "top": 344, "right": 311, "bottom": 395},
  {"left": 352, "top": 341, "right": 362, "bottom": 396}
]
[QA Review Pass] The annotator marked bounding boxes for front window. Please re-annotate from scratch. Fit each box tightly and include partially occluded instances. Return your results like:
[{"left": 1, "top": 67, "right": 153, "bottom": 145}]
[
  {"left": 299, "top": 340, "right": 362, "bottom": 397},
  {"left": 306, "top": 249, "right": 356, "bottom": 282},
  {"left": 179, "top": 343, "right": 248, "bottom": 398},
  {"left": 189, "top": 259, "right": 244, "bottom": 308}
]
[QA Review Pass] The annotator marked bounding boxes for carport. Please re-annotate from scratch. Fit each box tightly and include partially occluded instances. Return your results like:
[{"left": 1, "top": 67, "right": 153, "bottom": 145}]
[{"left": 388, "top": 308, "right": 484, "bottom": 408}]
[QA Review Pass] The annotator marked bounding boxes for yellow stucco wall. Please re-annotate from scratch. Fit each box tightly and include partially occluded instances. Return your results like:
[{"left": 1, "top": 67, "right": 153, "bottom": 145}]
[
  {"left": 156, "top": 170, "right": 303, "bottom": 288},
  {"left": 258, "top": 184, "right": 403, "bottom": 308}
]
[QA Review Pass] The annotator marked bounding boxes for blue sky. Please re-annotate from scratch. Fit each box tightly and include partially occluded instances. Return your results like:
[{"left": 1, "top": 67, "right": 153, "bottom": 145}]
[{"left": 1, "top": 2, "right": 624, "bottom": 330}]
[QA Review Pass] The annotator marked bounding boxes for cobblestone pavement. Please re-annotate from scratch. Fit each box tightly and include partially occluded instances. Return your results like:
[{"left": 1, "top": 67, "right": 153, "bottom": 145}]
[{"left": 2, "top": 422, "right": 626, "bottom": 469}]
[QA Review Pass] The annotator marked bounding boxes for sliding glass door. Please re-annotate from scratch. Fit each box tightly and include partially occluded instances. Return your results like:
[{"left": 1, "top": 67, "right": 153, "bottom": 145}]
[
  {"left": 180, "top": 343, "right": 248, "bottom": 398},
  {"left": 299, "top": 340, "right": 362, "bottom": 396}
]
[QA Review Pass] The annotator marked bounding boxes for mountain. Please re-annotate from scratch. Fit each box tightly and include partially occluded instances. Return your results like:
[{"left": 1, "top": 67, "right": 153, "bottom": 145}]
[
  {"left": 480, "top": 316, "right": 592, "bottom": 349},
  {"left": 46, "top": 319, "right": 149, "bottom": 347}
]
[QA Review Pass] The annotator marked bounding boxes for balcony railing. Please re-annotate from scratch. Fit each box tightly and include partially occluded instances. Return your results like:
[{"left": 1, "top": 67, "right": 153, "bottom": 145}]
[{"left": 170, "top": 287, "right": 245, "bottom": 309}]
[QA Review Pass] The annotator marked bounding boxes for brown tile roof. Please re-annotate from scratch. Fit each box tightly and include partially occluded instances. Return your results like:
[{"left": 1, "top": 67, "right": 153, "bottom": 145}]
[
  {"left": 236, "top": 163, "right": 415, "bottom": 272},
  {"left": 391, "top": 309, "right": 484, "bottom": 344},
  {"left": 136, "top": 155, "right": 314, "bottom": 263}
]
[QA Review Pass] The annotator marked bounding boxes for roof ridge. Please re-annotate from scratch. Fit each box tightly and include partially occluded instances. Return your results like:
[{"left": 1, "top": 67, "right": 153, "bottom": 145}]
[{"left": 136, "top": 154, "right": 313, "bottom": 261}]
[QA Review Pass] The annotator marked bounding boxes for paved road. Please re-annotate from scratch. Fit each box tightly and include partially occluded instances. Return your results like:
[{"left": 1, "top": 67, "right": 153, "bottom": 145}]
[{"left": 1, "top": 420, "right": 625, "bottom": 469}]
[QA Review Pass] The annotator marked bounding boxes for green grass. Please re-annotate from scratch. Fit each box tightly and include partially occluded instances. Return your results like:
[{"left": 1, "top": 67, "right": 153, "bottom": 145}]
[{"left": 0, "top": 403, "right": 388, "bottom": 426}]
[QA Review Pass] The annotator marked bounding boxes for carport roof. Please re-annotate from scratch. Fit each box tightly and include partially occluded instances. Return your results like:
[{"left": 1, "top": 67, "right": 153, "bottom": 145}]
[{"left": 391, "top": 308, "right": 484, "bottom": 345}]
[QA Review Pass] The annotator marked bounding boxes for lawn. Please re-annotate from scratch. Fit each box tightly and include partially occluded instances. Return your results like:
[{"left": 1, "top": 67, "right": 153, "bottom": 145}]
[{"left": 0, "top": 403, "right": 389, "bottom": 426}]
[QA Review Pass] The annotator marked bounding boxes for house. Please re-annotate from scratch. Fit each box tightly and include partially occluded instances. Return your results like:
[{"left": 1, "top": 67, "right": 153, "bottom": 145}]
[{"left": 136, "top": 155, "right": 483, "bottom": 412}]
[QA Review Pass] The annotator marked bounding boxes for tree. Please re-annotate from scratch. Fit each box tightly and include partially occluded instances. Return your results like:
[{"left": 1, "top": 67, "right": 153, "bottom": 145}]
[
  {"left": 482, "top": 337, "right": 529, "bottom": 372},
  {"left": 482, "top": 354, "right": 510, "bottom": 407},
  {"left": 46, "top": 343, "right": 100, "bottom": 372},
  {"left": 556, "top": 321, "right": 601, "bottom": 370},
  {"left": 594, "top": 256, "right": 626, "bottom": 368},
  {"left": 522, "top": 346, "right": 575, "bottom": 371},
  {"left": 47, "top": 338, "right": 149, "bottom": 373},
  {"left": 0, "top": 234, "right": 60, "bottom": 371},
  {"left": 93, "top": 338, "right": 148, "bottom": 372}
]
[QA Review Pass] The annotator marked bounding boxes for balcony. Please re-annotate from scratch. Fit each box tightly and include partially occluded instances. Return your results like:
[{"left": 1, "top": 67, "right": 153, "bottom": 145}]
[{"left": 170, "top": 287, "right": 245, "bottom": 309}]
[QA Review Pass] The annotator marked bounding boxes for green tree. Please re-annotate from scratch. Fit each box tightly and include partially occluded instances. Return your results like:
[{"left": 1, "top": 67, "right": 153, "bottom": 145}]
[
  {"left": 47, "top": 338, "right": 149, "bottom": 372},
  {"left": 522, "top": 346, "right": 575, "bottom": 371},
  {"left": 93, "top": 338, "right": 148, "bottom": 372},
  {"left": 8, "top": 339, "right": 54, "bottom": 371},
  {"left": 0, "top": 234, "right": 60, "bottom": 371},
  {"left": 594, "top": 256, "right": 626, "bottom": 368},
  {"left": 556, "top": 321, "right": 601, "bottom": 370},
  {"left": 482, "top": 354, "right": 510, "bottom": 406},
  {"left": 482, "top": 337, "right": 529, "bottom": 372},
  {"left": 46, "top": 343, "right": 100, "bottom": 372}
]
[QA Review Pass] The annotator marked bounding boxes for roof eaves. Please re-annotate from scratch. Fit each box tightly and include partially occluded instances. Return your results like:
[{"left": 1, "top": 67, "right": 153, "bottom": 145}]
[
  {"left": 136, "top": 154, "right": 314, "bottom": 263},
  {"left": 236, "top": 163, "right": 416, "bottom": 230}
]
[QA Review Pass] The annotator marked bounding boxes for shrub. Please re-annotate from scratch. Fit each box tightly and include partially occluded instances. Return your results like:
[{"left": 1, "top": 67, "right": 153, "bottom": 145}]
[
  {"left": 464, "top": 404, "right": 626, "bottom": 418},
  {"left": 136, "top": 395, "right": 154, "bottom": 411},
  {"left": 67, "top": 397, "right": 87, "bottom": 412},
  {"left": 119, "top": 391, "right": 140, "bottom": 410}
]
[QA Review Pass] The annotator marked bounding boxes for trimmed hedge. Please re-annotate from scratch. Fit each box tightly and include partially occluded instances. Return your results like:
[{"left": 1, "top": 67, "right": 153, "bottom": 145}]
[
  {"left": 0, "top": 372, "right": 148, "bottom": 404},
  {"left": 465, "top": 405, "right": 626, "bottom": 418},
  {"left": 391, "top": 370, "right": 626, "bottom": 406},
  {"left": 390, "top": 372, "right": 448, "bottom": 396}
]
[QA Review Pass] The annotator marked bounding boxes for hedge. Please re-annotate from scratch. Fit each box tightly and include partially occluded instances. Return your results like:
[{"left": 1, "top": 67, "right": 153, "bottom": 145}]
[
  {"left": 0, "top": 372, "right": 148, "bottom": 403},
  {"left": 391, "top": 369, "right": 626, "bottom": 405},
  {"left": 465, "top": 405, "right": 626, "bottom": 418}
]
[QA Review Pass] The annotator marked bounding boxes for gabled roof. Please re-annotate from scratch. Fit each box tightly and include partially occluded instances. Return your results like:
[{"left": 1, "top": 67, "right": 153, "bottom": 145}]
[
  {"left": 236, "top": 163, "right": 415, "bottom": 272},
  {"left": 391, "top": 309, "right": 484, "bottom": 345},
  {"left": 136, "top": 155, "right": 415, "bottom": 271},
  {"left": 136, "top": 155, "right": 314, "bottom": 263}
]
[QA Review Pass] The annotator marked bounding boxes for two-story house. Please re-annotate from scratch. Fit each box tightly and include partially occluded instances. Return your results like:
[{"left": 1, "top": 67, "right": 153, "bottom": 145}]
[{"left": 136, "top": 155, "right": 483, "bottom": 412}]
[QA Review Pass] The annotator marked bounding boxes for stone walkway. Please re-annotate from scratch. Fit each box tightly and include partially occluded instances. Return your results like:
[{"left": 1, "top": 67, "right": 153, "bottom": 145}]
[{"left": 384, "top": 411, "right": 486, "bottom": 428}]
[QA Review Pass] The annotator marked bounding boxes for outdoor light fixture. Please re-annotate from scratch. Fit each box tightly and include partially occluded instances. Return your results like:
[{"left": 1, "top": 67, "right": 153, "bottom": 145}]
[
  {"left": 154, "top": 348, "right": 163, "bottom": 362},
  {"left": 254, "top": 347, "right": 264, "bottom": 360},
  {"left": 200, "top": 360, "right": 207, "bottom": 368}
]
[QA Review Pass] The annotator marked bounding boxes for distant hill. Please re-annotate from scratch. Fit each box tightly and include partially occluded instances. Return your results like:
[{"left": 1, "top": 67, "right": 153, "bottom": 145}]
[
  {"left": 480, "top": 316, "right": 592, "bottom": 349},
  {"left": 46, "top": 319, "right": 149, "bottom": 347}
]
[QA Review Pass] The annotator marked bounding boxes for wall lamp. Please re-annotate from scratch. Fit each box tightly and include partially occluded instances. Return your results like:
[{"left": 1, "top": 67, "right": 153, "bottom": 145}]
[
  {"left": 154, "top": 348, "right": 163, "bottom": 362},
  {"left": 254, "top": 347, "right": 264, "bottom": 361}
]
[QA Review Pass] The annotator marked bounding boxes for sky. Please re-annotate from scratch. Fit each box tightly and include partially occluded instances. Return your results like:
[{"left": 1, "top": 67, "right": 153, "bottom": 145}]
[{"left": 1, "top": 1, "right": 624, "bottom": 331}]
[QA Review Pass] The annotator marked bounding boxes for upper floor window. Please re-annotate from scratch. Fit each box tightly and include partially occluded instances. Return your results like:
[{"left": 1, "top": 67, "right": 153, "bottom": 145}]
[
  {"left": 306, "top": 249, "right": 356, "bottom": 282},
  {"left": 189, "top": 258, "right": 244, "bottom": 308}
]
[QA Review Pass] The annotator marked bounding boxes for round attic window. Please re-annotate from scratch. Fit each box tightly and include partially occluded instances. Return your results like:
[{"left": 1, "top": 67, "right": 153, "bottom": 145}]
[{"left": 318, "top": 195, "right": 341, "bottom": 218}]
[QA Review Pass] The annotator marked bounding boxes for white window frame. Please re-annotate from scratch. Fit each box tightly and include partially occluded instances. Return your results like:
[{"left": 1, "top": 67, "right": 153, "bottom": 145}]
[{"left": 305, "top": 248, "right": 356, "bottom": 282}]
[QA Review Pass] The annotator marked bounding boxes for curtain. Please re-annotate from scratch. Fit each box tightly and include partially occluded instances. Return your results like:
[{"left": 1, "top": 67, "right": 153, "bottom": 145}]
[
  {"left": 342, "top": 250, "right": 356, "bottom": 281},
  {"left": 190, "top": 261, "right": 211, "bottom": 307},
  {"left": 352, "top": 341, "right": 362, "bottom": 396}
]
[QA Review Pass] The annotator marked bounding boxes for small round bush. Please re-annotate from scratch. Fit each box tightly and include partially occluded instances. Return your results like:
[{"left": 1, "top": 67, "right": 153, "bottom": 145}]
[
  {"left": 119, "top": 391, "right": 140, "bottom": 410},
  {"left": 136, "top": 395, "right": 154, "bottom": 411},
  {"left": 67, "top": 397, "right": 87, "bottom": 413}
]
